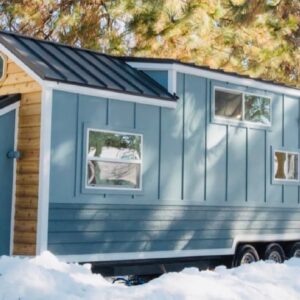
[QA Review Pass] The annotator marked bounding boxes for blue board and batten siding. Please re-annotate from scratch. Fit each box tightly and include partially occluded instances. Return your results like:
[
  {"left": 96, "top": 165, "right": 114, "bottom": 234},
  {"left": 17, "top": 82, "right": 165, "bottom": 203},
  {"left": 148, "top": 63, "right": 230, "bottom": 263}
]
[{"left": 48, "top": 71, "right": 300, "bottom": 257}]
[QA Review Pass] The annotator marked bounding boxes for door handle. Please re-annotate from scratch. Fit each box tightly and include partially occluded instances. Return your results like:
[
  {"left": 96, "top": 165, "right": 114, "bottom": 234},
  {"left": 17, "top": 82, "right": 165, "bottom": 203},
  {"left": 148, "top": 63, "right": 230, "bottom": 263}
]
[{"left": 7, "top": 150, "right": 21, "bottom": 159}]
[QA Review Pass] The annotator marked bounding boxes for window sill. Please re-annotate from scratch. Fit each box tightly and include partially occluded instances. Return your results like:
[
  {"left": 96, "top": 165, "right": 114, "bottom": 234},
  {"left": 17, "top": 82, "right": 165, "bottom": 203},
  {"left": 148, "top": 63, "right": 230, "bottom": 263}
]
[{"left": 211, "top": 117, "right": 272, "bottom": 131}]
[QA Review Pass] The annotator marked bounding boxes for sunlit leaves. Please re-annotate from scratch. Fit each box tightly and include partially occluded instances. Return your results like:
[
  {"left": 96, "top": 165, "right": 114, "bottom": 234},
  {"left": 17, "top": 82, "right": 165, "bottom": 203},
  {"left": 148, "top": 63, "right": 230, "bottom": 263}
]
[{"left": 1, "top": 0, "right": 300, "bottom": 86}]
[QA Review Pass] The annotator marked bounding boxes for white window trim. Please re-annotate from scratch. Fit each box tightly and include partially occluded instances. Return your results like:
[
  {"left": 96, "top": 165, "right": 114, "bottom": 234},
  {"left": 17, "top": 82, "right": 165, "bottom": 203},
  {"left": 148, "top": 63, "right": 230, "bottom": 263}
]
[
  {"left": 212, "top": 86, "right": 272, "bottom": 128},
  {"left": 85, "top": 128, "right": 143, "bottom": 192},
  {"left": 273, "top": 149, "right": 300, "bottom": 183},
  {"left": 0, "top": 52, "right": 7, "bottom": 82}
]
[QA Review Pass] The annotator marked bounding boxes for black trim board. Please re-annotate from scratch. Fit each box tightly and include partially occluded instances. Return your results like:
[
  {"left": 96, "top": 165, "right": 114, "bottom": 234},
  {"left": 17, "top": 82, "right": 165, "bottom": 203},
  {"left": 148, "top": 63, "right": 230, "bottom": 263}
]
[{"left": 0, "top": 94, "right": 21, "bottom": 109}]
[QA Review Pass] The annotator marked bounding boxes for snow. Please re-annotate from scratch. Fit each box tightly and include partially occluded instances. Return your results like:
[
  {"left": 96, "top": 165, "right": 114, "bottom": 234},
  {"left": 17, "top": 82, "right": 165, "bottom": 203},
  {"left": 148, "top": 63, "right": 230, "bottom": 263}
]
[{"left": 0, "top": 252, "right": 300, "bottom": 300}]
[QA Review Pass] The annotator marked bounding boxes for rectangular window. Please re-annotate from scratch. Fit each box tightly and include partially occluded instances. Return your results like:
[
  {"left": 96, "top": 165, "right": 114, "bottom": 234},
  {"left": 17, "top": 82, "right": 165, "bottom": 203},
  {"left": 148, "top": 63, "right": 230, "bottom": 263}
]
[
  {"left": 274, "top": 150, "right": 299, "bottom": 182},
  {"left": 214, "top": 87, "right": 271, "bottom": 126},
  {"left": 86, "top": 129, "right": 142, "bottom": 190}
]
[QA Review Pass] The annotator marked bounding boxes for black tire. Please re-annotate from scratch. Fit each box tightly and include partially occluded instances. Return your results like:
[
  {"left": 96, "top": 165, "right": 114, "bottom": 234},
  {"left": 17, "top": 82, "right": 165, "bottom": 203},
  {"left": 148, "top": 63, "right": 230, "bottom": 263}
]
[
  {"left": 264, "top": 243, "right": 285, "bottom": 263},
  {"left": 233, "top": 244, "right": 259, "bottom": 267},
  {"left": 289, "top": 242, "right": 300, "bottom": 258}
]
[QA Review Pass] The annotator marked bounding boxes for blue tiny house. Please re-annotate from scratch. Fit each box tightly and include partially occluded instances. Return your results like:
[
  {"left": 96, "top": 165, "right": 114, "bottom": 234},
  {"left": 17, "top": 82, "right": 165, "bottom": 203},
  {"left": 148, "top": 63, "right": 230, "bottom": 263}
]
[{"left": 1, "top": 31, "right": 300, "bottom": 273}]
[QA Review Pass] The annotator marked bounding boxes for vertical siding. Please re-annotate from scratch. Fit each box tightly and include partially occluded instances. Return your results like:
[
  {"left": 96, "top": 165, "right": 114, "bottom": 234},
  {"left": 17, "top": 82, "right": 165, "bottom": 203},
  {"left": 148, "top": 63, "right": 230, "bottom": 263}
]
[
  {"left": 206, "top": 123, "right": 227, "bottom": 203},
  {"left": 183, "top": 75, "right": 206, "bottom": 202},
  {"left": 247, "top": 130, "right": 265, "bottom": 204},
  {"left": 283, "top": 95, "right": 299, "bottom": 205},
  {"left": 267, "top": 94, "right": 283, "bottom": 205},
  {"left": 227, "top": 127, "right": 247, "bottom": 204},
  {"left": 135, "top": 104, "right": 160, "bottom": 201},
  {"left": 159, "top": 74, "right": 184, "bottom": 200},
  {"left": 48, "top": 72, "right": 300, "bottom": 257},
  {"left": 0, "top": 54, "right": 42, "bottom": 256}
]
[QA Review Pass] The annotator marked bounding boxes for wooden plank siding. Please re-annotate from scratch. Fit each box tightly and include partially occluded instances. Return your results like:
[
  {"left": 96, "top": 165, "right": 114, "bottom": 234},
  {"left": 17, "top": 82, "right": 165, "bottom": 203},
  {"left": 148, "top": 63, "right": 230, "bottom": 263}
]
[{"left": 0, "top": 53, "right": 42, "bottom": 256}]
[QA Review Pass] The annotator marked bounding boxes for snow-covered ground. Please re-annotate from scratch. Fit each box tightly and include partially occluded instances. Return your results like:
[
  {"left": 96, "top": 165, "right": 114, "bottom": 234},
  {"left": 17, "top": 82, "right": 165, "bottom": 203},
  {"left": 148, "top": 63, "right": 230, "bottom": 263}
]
[{"left": 0, "top": 252, "right": 300, "bottom": 300}]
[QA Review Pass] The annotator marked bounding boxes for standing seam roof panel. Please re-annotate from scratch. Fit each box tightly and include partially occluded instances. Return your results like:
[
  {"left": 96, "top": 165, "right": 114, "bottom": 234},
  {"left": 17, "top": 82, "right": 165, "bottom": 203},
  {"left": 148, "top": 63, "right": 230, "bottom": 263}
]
[
  {"left": 103, "top": 55, "right": 163, "bottom": 96},
  {"left": 78, "top": 51, "right": 126, "bottom": 90},
  {"left": 107, "top": 56, "right": 171, "bottom": 97},
  {"left": 81, "top": 51, "right": 143, "bottom": 93},
  {"left": 15, "top": 36, "right": 68, "bottom": 81},
  {"left": 36, "top": 42, "right": 89, "bottom": 85},
  {"left": 0, "top": 31, "right": 177, "bottom": 102},
  {"left": 57, "top": 47, "right": 108, "bottom": 87}
]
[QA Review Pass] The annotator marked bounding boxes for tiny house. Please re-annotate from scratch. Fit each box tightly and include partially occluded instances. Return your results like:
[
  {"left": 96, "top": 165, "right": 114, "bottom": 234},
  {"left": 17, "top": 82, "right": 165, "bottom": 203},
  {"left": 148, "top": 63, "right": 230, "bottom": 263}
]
[{"left": 1, "top": 31, "right": 300, "bottom": 275}]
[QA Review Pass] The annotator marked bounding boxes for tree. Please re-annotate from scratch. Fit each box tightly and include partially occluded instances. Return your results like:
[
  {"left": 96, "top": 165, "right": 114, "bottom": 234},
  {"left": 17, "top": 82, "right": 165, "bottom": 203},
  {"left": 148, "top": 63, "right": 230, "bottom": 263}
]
[
  {"left": 1, "top": 0, "right": 300, "bottom": 86},
  {"left": 0, "top": 0, "right": 129, "bottom": 53},
  {"left": 126, "top": 0, "right": 300, "bottom": 87}
]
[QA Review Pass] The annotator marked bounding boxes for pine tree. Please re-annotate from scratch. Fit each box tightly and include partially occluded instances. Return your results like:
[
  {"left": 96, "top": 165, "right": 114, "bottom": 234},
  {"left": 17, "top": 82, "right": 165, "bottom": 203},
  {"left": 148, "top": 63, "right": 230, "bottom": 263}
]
[{"left": 1, "top": 0, "right": 300, "bottom": 86}]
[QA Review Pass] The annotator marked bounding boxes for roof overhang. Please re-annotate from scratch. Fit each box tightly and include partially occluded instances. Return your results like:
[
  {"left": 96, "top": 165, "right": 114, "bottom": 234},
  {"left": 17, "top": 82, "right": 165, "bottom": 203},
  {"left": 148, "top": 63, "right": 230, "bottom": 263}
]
[
  {"left": 0, "top": 94, "right": 20, "bottom": 116},
  {"left": 127, "top": 61, "right": 300, "bottom": 99},
  {"left": 0, "top": 43, "right": 177, "bottom": 109},
  {"left": 43, "top": 80, "right": 177, "bottom": 108}
]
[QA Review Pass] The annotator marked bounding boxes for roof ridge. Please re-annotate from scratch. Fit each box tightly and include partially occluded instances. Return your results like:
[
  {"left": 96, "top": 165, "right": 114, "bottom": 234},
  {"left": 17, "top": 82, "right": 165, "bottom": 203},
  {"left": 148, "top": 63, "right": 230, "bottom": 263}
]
[{"left": 0, "top": 30, "right": 120, "bottom": 60}]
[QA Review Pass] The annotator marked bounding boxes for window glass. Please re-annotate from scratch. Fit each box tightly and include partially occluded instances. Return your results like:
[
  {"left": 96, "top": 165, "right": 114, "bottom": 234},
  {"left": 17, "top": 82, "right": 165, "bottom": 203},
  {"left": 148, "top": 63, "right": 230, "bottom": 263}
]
[
  {"left": 274, "top": 151, "right": 298, "bottom": 181},
  {"left": 215, "top": 90, "right": 242, "bottom": 120},
  {"left": 214, "top": 88, "right": 271, "bottom": 126},
  {"left": 87, "top": 130, "right": 142, "bottom": 189},
  {"left": 244, "top": 95, "right": 271, "bottom": 125}
]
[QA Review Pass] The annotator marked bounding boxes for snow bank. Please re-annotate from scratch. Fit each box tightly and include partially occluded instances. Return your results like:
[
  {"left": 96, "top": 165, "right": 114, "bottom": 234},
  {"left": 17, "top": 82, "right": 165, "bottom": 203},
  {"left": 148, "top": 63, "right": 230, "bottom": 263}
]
[{"left": 0, "top": 252, "right": 300, "bottom": 300}]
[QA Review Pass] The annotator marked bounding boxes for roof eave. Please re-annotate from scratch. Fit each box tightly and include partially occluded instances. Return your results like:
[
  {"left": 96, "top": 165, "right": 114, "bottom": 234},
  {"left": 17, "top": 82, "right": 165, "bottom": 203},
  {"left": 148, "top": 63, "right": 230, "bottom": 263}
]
[
  {"left": 44, "top": 80, "right": 178, "bottom": 109},
  {"left": 127, "top": 60, "right": 300, "bottom": 99}
]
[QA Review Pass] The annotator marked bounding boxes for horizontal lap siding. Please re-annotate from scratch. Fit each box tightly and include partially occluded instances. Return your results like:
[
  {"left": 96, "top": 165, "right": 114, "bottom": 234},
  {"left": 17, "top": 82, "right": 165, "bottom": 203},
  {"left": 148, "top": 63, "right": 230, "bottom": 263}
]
[
  {"left": 48, "top": 204, "right": 300, "bottom": 255},
  {"left": 0, "top": 54, "right": 42, "bottom": 256}
]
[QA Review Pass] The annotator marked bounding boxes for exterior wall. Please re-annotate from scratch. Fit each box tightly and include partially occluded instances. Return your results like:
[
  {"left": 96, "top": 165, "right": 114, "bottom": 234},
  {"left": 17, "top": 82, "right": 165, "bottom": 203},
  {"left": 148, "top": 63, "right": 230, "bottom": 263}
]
[
  {"left": 48, "top": 72, "right": 300, "bottom": 258},
  {"left": 0, "top": 53, "right": 42, "bottom": 255}
]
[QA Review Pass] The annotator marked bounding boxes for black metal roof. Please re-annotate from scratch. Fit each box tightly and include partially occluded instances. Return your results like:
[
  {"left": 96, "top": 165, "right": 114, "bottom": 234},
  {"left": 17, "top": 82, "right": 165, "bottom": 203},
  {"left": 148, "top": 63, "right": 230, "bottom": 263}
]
[
  {"left": 0, "top": 31, "right": 176, "bottom": 102},
  {"left": 0, "top": 94, "right": 20, "bottom": 109},
  {"left": 123, "top": 56, "right": 300, "bottom": 92}
]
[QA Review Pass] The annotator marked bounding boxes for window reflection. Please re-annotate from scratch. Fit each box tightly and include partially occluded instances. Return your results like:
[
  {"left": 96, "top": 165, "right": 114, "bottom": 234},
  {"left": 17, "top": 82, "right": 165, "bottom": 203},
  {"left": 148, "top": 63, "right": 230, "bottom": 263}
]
[
  {"left": 87, "top": 130, "right": 142, "bottom": 189},
  {"left": 274, "top": 151, "right": 298, "bottom": 181}
]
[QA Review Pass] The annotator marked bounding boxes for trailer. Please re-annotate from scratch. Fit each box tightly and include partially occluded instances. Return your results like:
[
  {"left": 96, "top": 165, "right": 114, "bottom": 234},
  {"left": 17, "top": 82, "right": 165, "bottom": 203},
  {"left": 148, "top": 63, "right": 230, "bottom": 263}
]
[{"left": 1, "top": 31, "right": 300, "bottom": 275}]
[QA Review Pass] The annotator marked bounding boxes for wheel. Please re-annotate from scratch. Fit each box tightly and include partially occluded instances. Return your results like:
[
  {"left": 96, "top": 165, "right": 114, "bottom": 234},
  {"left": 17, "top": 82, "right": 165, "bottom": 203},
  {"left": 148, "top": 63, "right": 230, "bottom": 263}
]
[
  {"left": 264, "top": 243, "right": 285, "bottom": 263},
  {"left": 233, "top": 244, "right": 259, "bottom": 267},
  {"left": 289, "top": 242, "right": 300, "bottom": 258}
]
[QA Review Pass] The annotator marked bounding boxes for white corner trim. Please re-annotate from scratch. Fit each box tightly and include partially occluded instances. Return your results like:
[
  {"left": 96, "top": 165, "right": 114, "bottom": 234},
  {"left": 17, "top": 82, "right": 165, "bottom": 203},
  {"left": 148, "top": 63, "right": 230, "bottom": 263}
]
[
  {"left": 127, "top": 62, "right": 177, "bottom": 95},
  {"left": 0, "top": 102, "right": 20, "bottom": 116},
  {"left": 168, "top": 69, "right": 177, "bottom": 94},
  {"left": 128, "top": 61, "right": 300, "bottom": 99},
  {"left": 44, "top": 81, "right": 177, "bottom": 109},
  {"left": 9, "top": 105, "right": 20, "bottom": 255},
  {"left": 0, "top": 44, "right": 44, "bottom": 86},
  {"left": 57, "top": 232, "right": 300, "bottom": 263},
  {"left": 36, "top": 88, "right": 52, "bottom": 255}
]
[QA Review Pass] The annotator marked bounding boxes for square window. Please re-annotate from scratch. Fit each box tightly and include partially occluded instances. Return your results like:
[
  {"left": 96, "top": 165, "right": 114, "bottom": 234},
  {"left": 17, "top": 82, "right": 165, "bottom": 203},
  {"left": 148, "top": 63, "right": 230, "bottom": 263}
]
[
  {"left": 215, "top": 90, "right": 243, "bottom": 120},
  {"left": 86, "top": 129, "right": 142, "bottom": 190},
  {"left": 274, "top": 150, "right": 299, "bottom": 182},
  {"left": 244, "top": 94, "right": 271, "bottom": 125}
]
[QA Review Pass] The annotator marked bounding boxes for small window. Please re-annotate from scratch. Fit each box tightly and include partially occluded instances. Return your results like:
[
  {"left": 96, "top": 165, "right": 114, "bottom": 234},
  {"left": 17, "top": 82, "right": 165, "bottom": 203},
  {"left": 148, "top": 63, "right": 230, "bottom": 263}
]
[
  {"left": 214, "top": 87, "right": 271, "bottom": 126},
  {"left": 215, "top": 89, "right": 243, "bottom": 120},
  {"left": 274, "top": 150, "right": 299, "bottom": 182},
  {"left": 86, "top": 129, "right": 142, "bottom": 190},
  {"left": 0, "top": 53, "right": 7, "bottom": 82}
]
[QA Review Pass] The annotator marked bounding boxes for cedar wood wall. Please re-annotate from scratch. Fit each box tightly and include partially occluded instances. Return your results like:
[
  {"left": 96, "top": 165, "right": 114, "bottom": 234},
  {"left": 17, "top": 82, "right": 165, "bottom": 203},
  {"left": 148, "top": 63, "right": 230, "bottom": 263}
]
[{"left": 0, "top": 53, "right": 41, "bottom": 255}]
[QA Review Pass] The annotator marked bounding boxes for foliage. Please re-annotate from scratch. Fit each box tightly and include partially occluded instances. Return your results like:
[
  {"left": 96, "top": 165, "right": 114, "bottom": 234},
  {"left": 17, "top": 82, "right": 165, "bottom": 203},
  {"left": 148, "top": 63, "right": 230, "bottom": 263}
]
[
  {"left": 89, "top": 131, "right": 141, "bottom": 157},
  {"left": 1, "top": 0, "right": 300, "bottom": 86}
]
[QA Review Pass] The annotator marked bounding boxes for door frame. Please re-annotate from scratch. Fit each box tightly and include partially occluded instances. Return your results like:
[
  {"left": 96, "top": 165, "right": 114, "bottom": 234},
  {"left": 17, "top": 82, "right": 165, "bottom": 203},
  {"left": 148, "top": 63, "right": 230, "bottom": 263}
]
[{"left": 0, "top": 101, "right": 20, "bottom": 255}]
